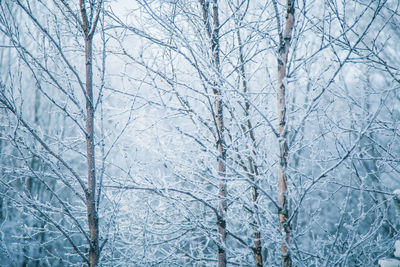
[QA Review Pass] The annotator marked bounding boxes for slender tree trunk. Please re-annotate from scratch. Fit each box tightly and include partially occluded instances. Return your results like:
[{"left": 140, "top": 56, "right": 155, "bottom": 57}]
[
  {"left": 216, "top": 97, "right": 227, "bottom": 267},
  {"left": 80, "top": 1, "right": 101, "bottom": 266},
  {"left": 277, "top": 1, "right": 295, "bottom": 267},
  {"left": 210, "top": 0, "right": 227, "bottom": 266},
  {"left": 85, "top": 36, "right": 99, "bottom": 267},
  {"left": 237, "top": 28, "right": 263, "bottom": 267},
  {"left": 198, "top": 0, "right": 226, "bottom": 264}
]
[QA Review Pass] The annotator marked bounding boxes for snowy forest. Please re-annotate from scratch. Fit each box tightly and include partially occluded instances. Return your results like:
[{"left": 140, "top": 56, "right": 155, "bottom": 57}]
[{"left": 0, "top": 0, "right": 399, "bottom": 266}]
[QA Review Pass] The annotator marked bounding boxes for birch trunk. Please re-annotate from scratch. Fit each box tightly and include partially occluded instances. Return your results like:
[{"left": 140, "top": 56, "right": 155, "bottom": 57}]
[
  {"left": 277, "top": 1, "right": 295, "bottom": 267},
  {"left": 211, "top": 0, "right": 227, "bottom": 265},
  {"left": 85, "top": 36, "right": 99, "bottom": 267},
  {"left": 237, "top": 28, "right": 263, "bottom": 267},
  {"left": 199, "top": 0, "right": 226, "bottom": 264},
  {"left": 80, "top": 1, "right": 101, "bottom": 266}
]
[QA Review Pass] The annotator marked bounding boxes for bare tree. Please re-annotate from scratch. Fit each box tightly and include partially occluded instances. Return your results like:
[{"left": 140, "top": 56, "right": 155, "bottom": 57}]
[
  {"left": 79, "top": 1, "right": 103, "bottom": 265},
  {"left": 199, "top": 0, "right": 227, "bottom": 265},
  {"left": 274, "top": 0, "right": 295, "bottom": 266},
  {"left": 0, "top": 1, "right": 105, "bottom": 266}
]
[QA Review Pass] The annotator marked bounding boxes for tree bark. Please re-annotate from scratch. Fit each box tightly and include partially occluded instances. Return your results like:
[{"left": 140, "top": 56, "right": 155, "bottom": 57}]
[
  {"left": 85, "top": 36, "right": 99, "bottom": 267},
  {"left": 277, "top": 1, "right": 295, "bottom": 267},
  {"left": 198, "top": 0, "right": 227, "bottom": 264},
  {"left": 80, "top": 1, "right": 100, "bottom": 266},
  {"left": 237, "top": 27, "right": 263, "bottom": 267},
  {"left": 210, "top": 0, "right": 227, "bottom": 266}
]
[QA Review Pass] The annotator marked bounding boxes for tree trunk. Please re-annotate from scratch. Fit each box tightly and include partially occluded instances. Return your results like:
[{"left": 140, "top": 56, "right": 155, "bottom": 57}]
[
  {"left": 237, "top": 27, "right": 263, "bottom": 267},
  {"left": 277, "top": 1, "right": 295, "bottom": 267},
  {"left": 85, "top": 36, "right": 99, "bottom": 267},
  {"left": 210, "top": 0, "right": 227, "bottom": 266},
  {"left": 80, "top": 1, "right": 100, "bottom": 265}
]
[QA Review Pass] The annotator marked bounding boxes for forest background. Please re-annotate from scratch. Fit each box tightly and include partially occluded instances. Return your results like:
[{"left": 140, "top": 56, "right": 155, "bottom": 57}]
[{"left": 0, "top": 0, "right": 399, "bottom": 266}]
